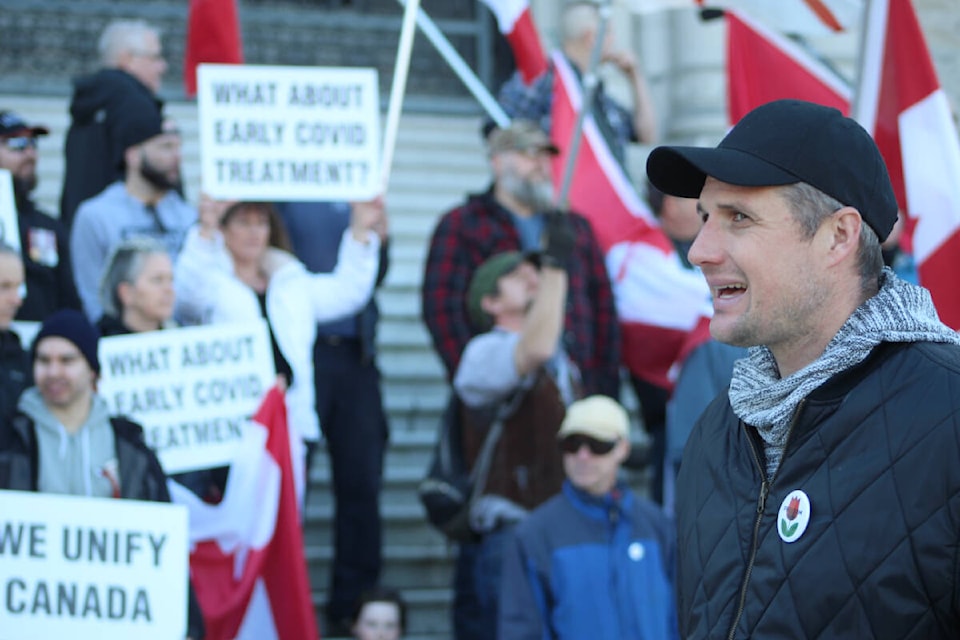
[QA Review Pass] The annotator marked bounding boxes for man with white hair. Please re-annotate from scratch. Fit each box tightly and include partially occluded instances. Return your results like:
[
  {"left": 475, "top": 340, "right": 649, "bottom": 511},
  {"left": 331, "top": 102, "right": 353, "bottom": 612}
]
[{"left": 60, "top": 18, "right": 168, "bottom": 229}]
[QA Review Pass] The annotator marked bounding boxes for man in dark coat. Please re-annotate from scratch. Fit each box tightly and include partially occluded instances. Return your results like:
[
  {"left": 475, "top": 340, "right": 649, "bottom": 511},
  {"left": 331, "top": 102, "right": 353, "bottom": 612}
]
[
  {"left": 0, "top": 111, "right": 81, "bottom": 320},
  {"left": 60, "top": 19, "right": 167, "bottom": 229},
  {"left": 647, "top": 99, "right": 960, "bottom": 639}
]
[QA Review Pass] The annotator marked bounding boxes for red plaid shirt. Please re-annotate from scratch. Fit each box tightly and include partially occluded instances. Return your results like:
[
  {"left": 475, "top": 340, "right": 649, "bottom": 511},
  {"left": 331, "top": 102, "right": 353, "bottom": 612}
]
[{"left": 422, "top": 189, "right": 621, "bottom": 398}]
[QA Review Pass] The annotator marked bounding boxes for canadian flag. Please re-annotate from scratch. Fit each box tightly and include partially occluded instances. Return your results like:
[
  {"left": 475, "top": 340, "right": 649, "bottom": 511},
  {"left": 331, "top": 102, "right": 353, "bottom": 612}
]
[
  {"left": 853, "top": 0, "right": 960, "bottom": 328},
  {"left": 726, "top": 9, "right": 851, "bottom": 122},
  {"left": 478, "top": 0, "right": 548, "bottom": 82},
  {"left": 549, "top": 52, "right": 713, "bottom": 390},
  {"left": 184, "top": 0, "right": 244, "bottom": 97},
  {"left": 169, "top": 388, "right": 319, "bottom": 640}
]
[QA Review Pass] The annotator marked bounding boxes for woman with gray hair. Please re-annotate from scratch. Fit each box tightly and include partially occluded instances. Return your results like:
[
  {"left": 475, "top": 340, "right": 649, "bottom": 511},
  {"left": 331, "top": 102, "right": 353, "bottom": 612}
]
[{"left": 97, "top": 236, "right": 175, "bottom": 336}]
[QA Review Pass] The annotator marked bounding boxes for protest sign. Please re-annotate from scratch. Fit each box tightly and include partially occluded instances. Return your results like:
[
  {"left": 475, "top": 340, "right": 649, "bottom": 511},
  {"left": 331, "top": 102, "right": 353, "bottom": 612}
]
[
  {"left": 0, "top": 169, "right": 20, "bottom": 252},
  {"left": 197, "top": 63, "right": 381, "bottom": 201},
  {"left": 0, "top": 490, "right": 188, "bottom": 640},
  {"left": 97, "top": 321, "right": 275, "bottom": 474}
]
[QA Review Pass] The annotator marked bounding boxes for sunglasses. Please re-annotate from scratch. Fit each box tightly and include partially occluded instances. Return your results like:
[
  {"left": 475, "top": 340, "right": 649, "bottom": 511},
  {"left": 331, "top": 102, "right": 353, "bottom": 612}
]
[
  {"left": 559, "top": 434, "right": 618, "bottom": 455},
  {"left": 3, "top": 137, "right": 38, "bottom": 151}
]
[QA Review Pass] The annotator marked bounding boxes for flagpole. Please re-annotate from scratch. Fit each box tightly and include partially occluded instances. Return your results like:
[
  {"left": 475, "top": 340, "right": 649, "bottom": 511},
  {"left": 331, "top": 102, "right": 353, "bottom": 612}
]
[
  {"left": 381, "top": 0, "right": 421, "bottom": 193},
  {"left": 395, "top": 0, "right": 510, "bottom": 128},
  {"left": 557, "top": 0, "right": 612, "bottom": 209},
  {"left": 850, "top": 0, "right": 872, "bottom": 121}
]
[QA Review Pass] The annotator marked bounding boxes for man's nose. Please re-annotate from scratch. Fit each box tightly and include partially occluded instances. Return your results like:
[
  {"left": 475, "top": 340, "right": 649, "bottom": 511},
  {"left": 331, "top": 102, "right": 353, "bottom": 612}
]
[{"left": 687, "top": 217, "right": 719, "bottom": 267}]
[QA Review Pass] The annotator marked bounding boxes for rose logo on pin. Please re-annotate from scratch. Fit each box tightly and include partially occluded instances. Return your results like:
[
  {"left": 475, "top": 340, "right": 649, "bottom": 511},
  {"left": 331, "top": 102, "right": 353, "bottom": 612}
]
[{"left": 777, "top": 490, "right": 811, "bottom": 543}]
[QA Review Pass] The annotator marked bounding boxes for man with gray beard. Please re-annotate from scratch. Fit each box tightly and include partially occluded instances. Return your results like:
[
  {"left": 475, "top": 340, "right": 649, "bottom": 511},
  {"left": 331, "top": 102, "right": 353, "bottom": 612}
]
[
  {"left": 422, "top": 119, "right": 619, "bottom": 640},
  {"left": 70, "top": 111, "right": 195, "bottom": 322}
]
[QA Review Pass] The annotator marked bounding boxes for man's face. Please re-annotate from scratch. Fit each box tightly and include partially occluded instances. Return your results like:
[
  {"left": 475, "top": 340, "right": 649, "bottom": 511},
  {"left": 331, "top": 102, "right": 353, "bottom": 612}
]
[
  {"left": 496, "top": 148, "right": 556, "bottom": 211},
  {"left": 689, "top": 177, "right": 831, "bottom": 365},
  {"left": 34, "top": 337, "right": 95, "bottom": 411},
  {"left": 137, "top": 131, "right": 181, "bottom": 191},
  {"left": 0, "top": 252, "right": 24, "bottom": 329},
  {"left": 484, "top": 261, "right": 540, "bottom": 321},
  {"left": 562, "top": 435, "right": 628, "bottom": 497},
  {"left": 122, "top": 31, "right": 167, "bottom": 94},
  {"left": 0, "top": 134, "right": 39, "bottom": 197}
]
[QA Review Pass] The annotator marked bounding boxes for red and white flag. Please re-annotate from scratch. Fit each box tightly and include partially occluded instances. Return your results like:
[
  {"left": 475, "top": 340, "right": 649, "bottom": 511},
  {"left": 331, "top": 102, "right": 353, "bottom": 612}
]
[
  {"left": 726, "top": 9, "right": 851, "bottom": 122},
  {"left": 184, "top": 0, "right": 244, "bottom": 97},
  {"left": 169, "top": 388, "right": 318, "bottom": 640},
  {"left": 479, "top": 0, "right": 548, "bottom": 82},
  {"left": 854, "top": 0, "right": 960, "bottom": 328},
  {"left": 549, "top": 52, "right": 713, "bottom": 390}
]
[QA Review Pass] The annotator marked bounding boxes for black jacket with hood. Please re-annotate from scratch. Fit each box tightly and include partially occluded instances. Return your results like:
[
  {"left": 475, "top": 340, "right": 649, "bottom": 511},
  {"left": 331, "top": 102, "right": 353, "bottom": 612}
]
[{"left": 60, "top": 68, "right": 162, "bottom": 229}]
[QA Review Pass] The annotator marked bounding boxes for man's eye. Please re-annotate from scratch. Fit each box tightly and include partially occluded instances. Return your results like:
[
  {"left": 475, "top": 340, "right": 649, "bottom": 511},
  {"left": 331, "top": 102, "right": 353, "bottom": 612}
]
[{"left": 732, "top": 212, "right": 748, "bottom": 222}]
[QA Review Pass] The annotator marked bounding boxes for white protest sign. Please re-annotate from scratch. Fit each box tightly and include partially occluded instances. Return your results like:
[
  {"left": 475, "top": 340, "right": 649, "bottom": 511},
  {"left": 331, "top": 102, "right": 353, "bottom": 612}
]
[
  {"left": 198, "top": 63, "right": 381, "bottom": 201},
  {"left": 97, "top": 322, "right": 275, "bottom": 474},
  {"left": 0, "top": 489, "right": 188, "bottom": 640},
  {"left": 0, "top": 169, "right": 21, "bottom": 252}
]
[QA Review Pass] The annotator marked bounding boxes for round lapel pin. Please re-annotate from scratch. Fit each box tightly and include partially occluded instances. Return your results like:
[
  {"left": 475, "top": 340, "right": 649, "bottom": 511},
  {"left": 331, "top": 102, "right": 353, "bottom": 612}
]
[{"left": 777, "top": 489, "right": 811, "bottom": 543}]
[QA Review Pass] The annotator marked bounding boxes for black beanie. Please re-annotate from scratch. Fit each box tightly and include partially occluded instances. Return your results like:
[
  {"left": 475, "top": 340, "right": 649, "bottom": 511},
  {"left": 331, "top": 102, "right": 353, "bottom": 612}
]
[
  {"left": 115, "top": 109, "right": 164, "bottom": 154},
  {"left": 33, "top": 309, "right": 101, "bottom": 374}
]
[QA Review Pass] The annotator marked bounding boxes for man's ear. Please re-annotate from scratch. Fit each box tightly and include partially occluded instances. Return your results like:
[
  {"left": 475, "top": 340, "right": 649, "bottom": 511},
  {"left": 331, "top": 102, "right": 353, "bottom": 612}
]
[
  {"left": 480, "top": 293, "right": 499, "bottom": 317},
  {"left": 123, "top": 145, "right": 139, "bottom": 172},
  {"left": 613, "top": 437, "right": 631, "bottom": 465},
  {"left": 824, "top": 206, "right": 862, "bottom": 265}
]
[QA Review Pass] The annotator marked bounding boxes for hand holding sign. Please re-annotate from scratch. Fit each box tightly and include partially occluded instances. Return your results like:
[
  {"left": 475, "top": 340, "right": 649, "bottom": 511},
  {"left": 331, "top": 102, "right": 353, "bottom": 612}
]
[{"left": 350, "top": 196, "right": 388, "bottom": 243}]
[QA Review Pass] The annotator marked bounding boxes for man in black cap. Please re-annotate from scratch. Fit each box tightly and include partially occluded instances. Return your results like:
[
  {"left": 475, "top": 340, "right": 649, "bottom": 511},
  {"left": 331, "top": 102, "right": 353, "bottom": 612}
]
[
  {"left": 0, "top": 110, "right": 82, "bottom": 320},
  {"left": 70, "top": 112, "right": 195, "bottom": 322},
  {"left": 647, "top": 98, "right": 960, "bottom": 639},
  {"left": 0, "top": 308, "right": 205, "bottom": 639}
]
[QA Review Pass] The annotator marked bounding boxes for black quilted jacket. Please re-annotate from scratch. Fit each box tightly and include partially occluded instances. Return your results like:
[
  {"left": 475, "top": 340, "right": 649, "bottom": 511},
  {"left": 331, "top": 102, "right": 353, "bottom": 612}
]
[{"left": 676, "top": 341, "right": 960, "bottom": 639}]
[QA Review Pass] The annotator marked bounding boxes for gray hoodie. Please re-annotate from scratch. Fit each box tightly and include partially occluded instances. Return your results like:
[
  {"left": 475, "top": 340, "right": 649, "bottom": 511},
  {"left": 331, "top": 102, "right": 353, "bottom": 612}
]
[{"left": 17, "top": 388, "right": 118, "bottom": 498}]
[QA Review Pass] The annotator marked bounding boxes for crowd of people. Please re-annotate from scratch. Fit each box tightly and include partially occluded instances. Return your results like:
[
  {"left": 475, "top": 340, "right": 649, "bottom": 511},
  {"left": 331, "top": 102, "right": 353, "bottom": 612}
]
[{"left": 4, "top": 2, "right": 960, "bottom": 640}]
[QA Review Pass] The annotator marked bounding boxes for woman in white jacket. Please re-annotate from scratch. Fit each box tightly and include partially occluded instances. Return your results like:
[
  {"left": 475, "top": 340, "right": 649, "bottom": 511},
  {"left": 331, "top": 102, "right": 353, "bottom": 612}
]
[{"left": 175, "top": 196, "right": 383, "bottom": 460}]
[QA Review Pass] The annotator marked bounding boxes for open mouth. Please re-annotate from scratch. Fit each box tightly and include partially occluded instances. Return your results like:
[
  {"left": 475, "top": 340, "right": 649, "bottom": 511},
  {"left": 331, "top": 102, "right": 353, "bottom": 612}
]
[{"left": 714, "top": 284, "right": 746, "bottom": 299}]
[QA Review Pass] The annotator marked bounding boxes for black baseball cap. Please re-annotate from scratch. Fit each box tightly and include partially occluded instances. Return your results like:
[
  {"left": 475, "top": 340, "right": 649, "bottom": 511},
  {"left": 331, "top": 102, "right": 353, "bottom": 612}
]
[
  {"left": 646, "top": 99, "right": 898, "bottom": 241},
  {"left": 0, "top": 111, "right": 50, "bottom": 138}
]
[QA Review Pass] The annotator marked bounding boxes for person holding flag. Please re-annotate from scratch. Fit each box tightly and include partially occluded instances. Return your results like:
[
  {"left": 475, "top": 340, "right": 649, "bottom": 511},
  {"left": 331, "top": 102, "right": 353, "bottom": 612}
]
[
  {"left": 495, "top": 1, "right": 658, "bottom": 165},
  {"left": 648, "top": 98, "right": 960, "bottom": 639}
]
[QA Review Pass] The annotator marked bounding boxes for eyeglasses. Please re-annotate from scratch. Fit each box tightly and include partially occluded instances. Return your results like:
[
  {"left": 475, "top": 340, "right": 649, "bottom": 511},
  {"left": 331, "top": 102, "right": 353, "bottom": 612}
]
[
  {"left": 3, "top": 137, "right": 37, "bottom": 151},
  {"left": 559, "top": 434, "right": 618, "bottom": 455}
]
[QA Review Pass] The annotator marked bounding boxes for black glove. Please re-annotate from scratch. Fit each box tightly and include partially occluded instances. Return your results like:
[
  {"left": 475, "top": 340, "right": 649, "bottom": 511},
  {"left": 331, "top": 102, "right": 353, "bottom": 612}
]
[{"left": 542, "top": 210, "right": 576, "bottom": 269}]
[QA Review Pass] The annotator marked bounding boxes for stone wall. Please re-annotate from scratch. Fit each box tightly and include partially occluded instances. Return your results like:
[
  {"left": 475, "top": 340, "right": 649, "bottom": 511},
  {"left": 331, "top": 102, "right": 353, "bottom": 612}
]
[{"left": 0, "top": 0, "right": 496, "bottom": 108}]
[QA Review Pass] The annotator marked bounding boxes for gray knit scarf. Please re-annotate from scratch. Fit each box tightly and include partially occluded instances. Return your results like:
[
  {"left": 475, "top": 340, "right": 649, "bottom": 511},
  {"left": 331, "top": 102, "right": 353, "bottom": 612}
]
[{"left": 729, "top": 268, "right": 960, "bottom": 478}]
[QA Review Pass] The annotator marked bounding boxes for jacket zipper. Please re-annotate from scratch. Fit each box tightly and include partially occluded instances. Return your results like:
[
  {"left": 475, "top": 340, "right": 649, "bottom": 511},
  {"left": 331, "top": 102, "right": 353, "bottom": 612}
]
[{"left": 725, "top": 400, "right": 805, "bottom": 640}]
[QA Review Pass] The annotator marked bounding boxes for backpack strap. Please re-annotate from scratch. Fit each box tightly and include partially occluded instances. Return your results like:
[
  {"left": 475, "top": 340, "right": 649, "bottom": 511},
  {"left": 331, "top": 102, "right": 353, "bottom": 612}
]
[{"left": 466, "top": 388, "right": 526, "bottom": 502}]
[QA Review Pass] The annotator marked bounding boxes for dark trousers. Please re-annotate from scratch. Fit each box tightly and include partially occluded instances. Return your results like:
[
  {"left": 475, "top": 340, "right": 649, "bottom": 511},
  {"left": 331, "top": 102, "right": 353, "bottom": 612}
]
[
  {"left": 630, "top": 375, "right": 669, "bottom": 505},
  {"left": 313, "top": 337, "right": 388, "bottom": 624},
  {"left": 453, "top": 526, "right": 514, "bottom": 640}
]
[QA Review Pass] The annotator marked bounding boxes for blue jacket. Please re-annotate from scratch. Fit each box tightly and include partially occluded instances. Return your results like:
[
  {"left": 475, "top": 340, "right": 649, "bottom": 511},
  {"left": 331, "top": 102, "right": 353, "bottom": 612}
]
[{"left": 499, "top": 480, "right": 679, "bottom": 640}]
